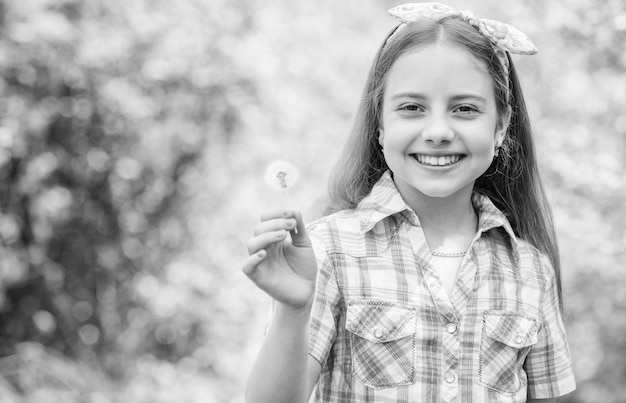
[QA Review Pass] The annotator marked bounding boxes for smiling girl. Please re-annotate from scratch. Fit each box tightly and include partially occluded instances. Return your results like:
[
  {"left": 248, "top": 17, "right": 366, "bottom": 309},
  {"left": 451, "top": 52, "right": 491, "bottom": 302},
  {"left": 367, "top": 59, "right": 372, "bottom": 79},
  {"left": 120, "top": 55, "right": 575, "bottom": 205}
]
[{"left": 243, "top": 3, "right": 576, "bottom": 402}]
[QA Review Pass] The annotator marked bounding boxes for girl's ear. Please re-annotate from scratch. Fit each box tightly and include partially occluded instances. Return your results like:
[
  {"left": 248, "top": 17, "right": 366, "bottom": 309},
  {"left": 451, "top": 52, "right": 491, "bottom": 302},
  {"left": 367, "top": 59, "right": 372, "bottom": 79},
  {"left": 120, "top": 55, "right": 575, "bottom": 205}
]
[
  {"left": 378, "top": 129, "right": 385, "bottom": 148},
  {"left": 495, "top": 106, "right": 512, "bottom": 146}
]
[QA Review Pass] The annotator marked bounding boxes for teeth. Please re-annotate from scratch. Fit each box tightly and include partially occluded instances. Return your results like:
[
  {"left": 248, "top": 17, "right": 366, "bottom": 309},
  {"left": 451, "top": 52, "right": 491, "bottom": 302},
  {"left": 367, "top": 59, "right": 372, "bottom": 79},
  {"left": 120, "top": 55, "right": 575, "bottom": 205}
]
[{"left": 414, "top": 154, "right": 461, "bottom": 166}]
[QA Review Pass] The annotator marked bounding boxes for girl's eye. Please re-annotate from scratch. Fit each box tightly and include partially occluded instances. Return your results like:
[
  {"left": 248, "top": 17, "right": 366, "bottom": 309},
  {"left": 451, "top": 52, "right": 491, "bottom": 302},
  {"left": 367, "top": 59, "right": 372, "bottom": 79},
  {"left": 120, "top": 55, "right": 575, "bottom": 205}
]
[
  {"left": 399, "top": 104, "right": 424, "bottom": 112},
  {"left": 454, "top": 105, "right": 479, "bottom": 114}
]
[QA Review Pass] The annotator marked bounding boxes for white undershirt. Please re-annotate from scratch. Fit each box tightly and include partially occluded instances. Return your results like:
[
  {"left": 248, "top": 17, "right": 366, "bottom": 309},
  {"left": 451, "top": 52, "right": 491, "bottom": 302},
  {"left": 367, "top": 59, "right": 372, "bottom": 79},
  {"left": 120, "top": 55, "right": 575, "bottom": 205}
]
[{"left": 431, "top": 255, "right": 464, "bottom": 297}]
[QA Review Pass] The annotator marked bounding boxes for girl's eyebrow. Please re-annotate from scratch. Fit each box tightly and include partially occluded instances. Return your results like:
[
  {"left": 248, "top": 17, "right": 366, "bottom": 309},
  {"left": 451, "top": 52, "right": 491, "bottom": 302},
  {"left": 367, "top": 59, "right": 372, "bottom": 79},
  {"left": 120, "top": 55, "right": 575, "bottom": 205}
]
[
  {"left": 389, "top": 92, "right": 488, "bottom": 104},
  {"left": 450, "top": 94, "right": 488, "bottom": 104},
  {"left": 390, "top": 92, "right": 427, "bottom": 101}
]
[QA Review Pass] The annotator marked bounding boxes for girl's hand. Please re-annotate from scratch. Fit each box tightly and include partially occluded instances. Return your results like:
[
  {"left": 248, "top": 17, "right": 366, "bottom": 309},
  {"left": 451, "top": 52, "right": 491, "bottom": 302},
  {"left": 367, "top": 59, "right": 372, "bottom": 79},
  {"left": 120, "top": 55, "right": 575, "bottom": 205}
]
[{"left": 243, "top": 210, "right": 317, "bottom": 311}]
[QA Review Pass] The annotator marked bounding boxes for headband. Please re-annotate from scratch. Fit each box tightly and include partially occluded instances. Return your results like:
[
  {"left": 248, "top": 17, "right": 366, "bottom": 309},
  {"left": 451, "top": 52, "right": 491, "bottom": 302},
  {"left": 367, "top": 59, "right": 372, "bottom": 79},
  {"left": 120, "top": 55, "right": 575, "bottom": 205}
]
[{"left": 387, "top": 3, "right": 537, "bottom": 83}]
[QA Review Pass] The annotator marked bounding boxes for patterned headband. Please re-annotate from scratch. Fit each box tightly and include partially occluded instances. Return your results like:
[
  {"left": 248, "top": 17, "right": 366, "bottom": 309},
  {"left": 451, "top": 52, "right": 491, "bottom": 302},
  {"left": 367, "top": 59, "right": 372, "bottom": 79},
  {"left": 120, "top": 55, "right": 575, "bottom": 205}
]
[{"left": 387, "top": 3, "right": 537, "bottom": 82}]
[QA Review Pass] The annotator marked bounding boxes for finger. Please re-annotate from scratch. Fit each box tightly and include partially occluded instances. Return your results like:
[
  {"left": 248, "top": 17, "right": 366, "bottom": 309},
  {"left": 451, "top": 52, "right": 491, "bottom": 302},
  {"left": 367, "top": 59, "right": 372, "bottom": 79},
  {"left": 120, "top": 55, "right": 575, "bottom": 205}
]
[
  {"left": 260, "top": 209, "right": 293, "bottom": 222},
  {"left": 289, "top": 211, "right": 311, "bottom": 248},
  {"left": 246, "top": 230, "right": 288, "bottom": 255},
  {"left": 242, "top": 249, "right": 266, "bottom": 277},
  {"left": 253, "top": 217, "right": 298, "bottom": 236}
]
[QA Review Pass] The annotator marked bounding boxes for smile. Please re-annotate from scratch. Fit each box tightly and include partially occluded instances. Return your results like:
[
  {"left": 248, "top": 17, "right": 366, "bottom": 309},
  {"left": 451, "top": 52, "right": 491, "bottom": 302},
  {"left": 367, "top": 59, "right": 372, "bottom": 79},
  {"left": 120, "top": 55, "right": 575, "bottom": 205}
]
[{"left": 412, "top": 154, "right": 464, "bottom": 167}]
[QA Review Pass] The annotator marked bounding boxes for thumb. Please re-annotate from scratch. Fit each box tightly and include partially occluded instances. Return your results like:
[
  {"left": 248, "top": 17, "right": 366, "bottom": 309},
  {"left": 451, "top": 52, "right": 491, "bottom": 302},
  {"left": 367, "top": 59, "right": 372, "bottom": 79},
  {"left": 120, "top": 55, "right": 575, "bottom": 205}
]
[{"left": 289, "top": 210, "right": 311, "bottom": 248}]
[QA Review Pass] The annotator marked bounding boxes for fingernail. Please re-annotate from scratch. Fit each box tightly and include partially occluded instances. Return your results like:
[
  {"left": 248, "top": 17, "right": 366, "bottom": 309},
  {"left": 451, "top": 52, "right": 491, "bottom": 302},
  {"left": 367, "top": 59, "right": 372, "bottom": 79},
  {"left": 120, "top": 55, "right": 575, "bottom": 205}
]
[
  {"left": 258, "top": 250, "right": 266, "bottom": 258},
  {"left": 283, "top": 210, "right": 291, "bottom": 217},
  {"left": 277, "top": 230, "right": 286, "bottom": 238}
]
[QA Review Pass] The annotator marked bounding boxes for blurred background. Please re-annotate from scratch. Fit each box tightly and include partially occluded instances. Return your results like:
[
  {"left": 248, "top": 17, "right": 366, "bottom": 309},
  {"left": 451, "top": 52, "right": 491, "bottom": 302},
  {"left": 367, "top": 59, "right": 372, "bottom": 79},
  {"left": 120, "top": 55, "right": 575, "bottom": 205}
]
[{"left": 0, "top": 0, "right": 624, "bottom": 401}]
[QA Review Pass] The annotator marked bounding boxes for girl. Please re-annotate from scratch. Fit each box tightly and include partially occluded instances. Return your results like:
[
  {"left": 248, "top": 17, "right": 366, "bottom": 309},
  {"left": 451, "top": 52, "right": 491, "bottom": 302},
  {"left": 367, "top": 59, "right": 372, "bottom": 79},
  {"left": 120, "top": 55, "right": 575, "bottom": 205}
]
[{"left": 243, "top": 3, "right": 576, "bottom": 402}]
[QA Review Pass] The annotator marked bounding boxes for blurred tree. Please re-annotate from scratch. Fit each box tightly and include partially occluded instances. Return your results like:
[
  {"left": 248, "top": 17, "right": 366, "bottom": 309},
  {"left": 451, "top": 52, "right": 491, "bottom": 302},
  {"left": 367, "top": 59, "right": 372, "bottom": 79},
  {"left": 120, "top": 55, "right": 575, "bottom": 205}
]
[{"left": 0, "top": 0, "right": 256, "bottom": 400}]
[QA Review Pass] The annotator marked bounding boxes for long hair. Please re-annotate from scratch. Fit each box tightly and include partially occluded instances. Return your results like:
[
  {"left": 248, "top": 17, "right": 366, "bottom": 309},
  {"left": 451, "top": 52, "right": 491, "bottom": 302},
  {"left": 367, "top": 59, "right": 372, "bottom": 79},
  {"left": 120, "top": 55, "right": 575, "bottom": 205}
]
[{"left": 325, "top": 17, "right": 563, "bottom": 306}]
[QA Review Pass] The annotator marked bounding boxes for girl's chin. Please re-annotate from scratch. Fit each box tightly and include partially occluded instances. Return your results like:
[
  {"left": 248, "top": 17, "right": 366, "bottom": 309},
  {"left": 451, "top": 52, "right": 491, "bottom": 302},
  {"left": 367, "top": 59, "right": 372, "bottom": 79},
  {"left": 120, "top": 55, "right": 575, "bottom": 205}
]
[
  {"left": 398, "top": 181, "right": 476, "bottom": 201},
  {"left": 417, "top": 188, "right": 467, "bottom": 199}
]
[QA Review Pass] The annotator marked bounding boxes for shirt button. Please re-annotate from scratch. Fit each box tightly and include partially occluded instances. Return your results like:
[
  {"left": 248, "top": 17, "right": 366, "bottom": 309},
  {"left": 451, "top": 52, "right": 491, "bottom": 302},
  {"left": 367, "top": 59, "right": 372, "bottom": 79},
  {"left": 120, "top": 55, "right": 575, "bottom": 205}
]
[
  {"left": 445, "top": 323, "right": 458, "bottom": 334},
  {"left": 373, "top": 327, "right": 387, "bottom": 339},
  {"left": 444, "top": 371, "right": 456, "bottom": 384},
  {"left": 514, "top": 333, "right": 525, "bottom": 345}
]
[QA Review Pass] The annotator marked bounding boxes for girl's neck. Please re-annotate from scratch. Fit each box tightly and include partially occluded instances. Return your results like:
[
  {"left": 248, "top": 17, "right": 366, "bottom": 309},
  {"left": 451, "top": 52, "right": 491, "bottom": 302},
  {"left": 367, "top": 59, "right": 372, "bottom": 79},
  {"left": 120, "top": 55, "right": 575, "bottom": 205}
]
[{"left": 406, "top": 188, "right": 478, "bottom": 251}]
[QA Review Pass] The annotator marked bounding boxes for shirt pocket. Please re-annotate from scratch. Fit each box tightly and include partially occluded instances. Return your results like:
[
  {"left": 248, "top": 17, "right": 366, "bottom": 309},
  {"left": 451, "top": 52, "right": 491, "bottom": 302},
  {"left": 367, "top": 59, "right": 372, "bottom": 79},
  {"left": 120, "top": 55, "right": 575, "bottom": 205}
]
[
  {"left": 479, "top": 310, "right": 539, "bottom": 395},
  {"left": 345, "top": 300, "right": 416, "bottom": 389}
]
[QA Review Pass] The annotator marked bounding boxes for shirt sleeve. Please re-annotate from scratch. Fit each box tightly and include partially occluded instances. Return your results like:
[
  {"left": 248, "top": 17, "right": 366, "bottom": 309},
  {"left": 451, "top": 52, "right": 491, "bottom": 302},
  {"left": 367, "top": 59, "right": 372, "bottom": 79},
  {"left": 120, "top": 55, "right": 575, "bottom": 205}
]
[
  {"left": 524, "top": 256, "right": 576, "bottom": 398},
  {"left": 306, "top": 227, "right": 342, "bottom": 367}
]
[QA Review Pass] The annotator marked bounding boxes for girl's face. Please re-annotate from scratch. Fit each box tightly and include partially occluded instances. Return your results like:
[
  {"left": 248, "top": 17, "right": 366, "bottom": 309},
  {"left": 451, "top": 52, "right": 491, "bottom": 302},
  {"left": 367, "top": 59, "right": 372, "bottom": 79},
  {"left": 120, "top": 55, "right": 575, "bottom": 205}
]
[{"left": 380, "top": 43, "right": 509, "bottom": 205}]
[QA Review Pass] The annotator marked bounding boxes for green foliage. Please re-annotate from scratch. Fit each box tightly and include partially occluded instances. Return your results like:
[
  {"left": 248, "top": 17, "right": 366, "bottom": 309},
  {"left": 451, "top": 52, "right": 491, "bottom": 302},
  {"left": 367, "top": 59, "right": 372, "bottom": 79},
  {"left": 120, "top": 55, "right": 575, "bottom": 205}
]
[{"left": 0, "top": 0, "right": 624, "bottom": 402}]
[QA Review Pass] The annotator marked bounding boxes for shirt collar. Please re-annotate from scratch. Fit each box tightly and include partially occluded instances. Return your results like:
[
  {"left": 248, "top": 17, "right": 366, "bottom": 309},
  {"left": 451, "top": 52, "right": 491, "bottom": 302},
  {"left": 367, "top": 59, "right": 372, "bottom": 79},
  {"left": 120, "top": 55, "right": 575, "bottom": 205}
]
[
  {"left": 356, "top": 171, "right": 518, "bottom": 244},
  {"left": 471, "top": 191, "right": 519, "bottom": 245},
  {"left": 357, "top": 171, "right": 420, "bottom": 233}
]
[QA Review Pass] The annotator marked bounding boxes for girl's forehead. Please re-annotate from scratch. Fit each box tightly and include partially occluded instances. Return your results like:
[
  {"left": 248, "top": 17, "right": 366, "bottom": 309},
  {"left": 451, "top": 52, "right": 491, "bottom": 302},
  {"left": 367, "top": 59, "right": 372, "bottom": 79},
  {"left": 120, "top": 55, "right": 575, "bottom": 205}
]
[{"left": 385, "top": 44, "right": 493, "bottom": 98}]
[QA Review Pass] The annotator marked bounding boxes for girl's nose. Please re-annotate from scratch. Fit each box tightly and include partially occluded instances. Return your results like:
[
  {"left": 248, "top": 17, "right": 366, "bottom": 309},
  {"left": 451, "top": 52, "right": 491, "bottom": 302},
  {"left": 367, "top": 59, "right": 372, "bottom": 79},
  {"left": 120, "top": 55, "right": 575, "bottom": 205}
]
[{"left": 422, "top": 114, "right": 454, "bottom": 144}]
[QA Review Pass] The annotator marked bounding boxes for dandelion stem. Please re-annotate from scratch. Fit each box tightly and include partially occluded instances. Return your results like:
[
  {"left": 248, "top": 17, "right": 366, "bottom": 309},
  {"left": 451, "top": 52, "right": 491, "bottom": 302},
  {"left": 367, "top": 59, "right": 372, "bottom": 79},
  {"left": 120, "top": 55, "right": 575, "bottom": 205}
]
[{"left": 283, "top": 189, "right": 292, "bottom": 208}]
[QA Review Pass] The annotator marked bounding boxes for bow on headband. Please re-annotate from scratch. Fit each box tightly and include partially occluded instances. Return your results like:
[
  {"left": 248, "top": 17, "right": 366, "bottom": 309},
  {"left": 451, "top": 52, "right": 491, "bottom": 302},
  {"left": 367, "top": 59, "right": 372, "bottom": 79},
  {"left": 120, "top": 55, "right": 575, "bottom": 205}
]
[{"left": 388, "top": 3, "right": 538, "bottom": 55}]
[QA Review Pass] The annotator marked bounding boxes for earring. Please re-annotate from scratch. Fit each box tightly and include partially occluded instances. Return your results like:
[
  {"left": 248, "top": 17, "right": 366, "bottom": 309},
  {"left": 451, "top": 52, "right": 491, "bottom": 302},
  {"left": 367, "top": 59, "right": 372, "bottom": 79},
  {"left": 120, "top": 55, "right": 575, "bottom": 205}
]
[{"left": 494, "top": 145, "right": 501, "bottom": 158}]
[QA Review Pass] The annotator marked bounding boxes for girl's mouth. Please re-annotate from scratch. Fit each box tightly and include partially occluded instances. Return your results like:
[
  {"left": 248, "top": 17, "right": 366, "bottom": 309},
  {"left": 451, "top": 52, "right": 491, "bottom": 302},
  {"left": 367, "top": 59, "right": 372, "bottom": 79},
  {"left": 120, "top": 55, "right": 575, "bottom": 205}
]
[{"left": 412, "top": 154, "right": 464, "bottom": 167}]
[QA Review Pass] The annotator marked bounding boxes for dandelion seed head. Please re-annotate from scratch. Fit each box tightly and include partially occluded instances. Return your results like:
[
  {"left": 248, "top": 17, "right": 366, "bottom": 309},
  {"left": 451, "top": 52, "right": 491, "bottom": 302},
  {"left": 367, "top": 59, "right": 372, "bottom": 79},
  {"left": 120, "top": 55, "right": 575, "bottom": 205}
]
[{"left": 264, "top": 160, "right": 299, "bottom": 190}]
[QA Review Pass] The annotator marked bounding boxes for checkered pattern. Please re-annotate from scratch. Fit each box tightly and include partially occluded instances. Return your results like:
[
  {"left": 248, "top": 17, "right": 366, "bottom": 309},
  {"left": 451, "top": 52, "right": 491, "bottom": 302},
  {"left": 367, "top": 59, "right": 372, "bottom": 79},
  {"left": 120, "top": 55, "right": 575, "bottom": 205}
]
[
  {"left": 306, "top": 171, "right": 576, "bottom": 403},
  {"left": 346, "top": 301, "right": 417, "bottom": 389}
]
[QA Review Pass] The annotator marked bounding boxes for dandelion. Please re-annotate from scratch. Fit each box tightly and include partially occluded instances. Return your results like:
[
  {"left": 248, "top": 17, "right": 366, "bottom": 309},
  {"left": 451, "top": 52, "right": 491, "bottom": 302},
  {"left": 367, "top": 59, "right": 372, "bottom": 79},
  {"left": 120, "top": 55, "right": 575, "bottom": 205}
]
[{"left": 264, "top": 160, "right": 299, "bottom": 208}]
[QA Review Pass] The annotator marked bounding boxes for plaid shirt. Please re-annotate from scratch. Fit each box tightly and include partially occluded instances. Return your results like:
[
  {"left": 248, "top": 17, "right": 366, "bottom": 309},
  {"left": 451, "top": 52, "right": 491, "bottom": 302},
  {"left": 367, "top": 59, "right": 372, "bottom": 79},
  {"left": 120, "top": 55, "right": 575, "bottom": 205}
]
[{"left": 306, "top": 171, "right": 576, "bottom": 403}]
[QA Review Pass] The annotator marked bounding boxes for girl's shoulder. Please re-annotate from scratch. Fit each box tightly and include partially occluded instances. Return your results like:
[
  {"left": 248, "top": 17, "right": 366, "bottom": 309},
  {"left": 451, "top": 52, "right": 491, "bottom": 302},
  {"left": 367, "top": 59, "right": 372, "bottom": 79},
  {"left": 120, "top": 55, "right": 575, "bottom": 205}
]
[
  {"left": 495, "top": 231, "right": 557, "bottom": 286},
  {"left": 306, "top": 208, "right": 362, "bottom": 241},
  {"left": 306, "top": 207, "right": 398, "bottom": 258},
  {"left": 305, "top": 209, "right": 359, "bottom": 261}
]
